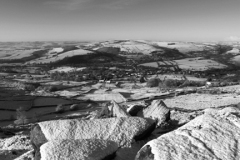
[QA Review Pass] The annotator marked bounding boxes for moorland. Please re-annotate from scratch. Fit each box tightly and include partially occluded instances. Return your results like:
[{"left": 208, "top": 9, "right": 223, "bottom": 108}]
[{"left": 1, "top": 40, "right": 240, "bottom": 160}]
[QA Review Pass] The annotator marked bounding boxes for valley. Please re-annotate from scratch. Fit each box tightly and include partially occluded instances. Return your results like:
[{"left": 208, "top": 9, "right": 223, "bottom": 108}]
[{"left": 1, "top": 40, "right": 240, "bottom": 160}]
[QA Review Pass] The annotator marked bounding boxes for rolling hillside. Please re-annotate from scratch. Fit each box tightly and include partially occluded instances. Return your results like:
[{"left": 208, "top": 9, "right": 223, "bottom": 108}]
[{"left": 0, "top": 40, "right": 239, "bottom": 71}]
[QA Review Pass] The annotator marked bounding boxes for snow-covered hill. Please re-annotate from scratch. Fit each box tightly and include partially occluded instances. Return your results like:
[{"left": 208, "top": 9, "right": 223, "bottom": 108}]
[
  {"left": 0, "top": 49, "right": 40, "bottom": 59},
  {"left": 86, "top": 40, "right": 164, "bottom": 55},
  {"left": 28, "top": 49, "right": 93, "bottom": 64},
  {"left": 0, "top": 40, "right": 238, "bottom": 66}
]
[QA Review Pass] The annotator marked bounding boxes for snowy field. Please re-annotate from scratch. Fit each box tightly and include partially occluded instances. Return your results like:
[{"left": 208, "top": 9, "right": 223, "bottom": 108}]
[
  {"left": 92, "top": 40, "right": 164, "bottom": 55},
  {"left": 152, "top": 42, "right": 209, "bottom": 53},
  {"left": 140, "top": 57, "right": 227, "bottom": 71},
  {"left": 28, "top": 49, "right": 92, "bottom": 64},
  {"left": 174, "top": 57, "right": 227, "bottom": 71},
  {"left": 0, "top": 49, "right": 40, "bottom": 59},
  {"left": 49, "top": 67, "right": 86, "bottom": 73}
]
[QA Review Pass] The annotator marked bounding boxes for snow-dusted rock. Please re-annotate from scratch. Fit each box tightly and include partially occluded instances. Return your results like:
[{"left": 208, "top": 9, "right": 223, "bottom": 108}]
[
  {"left": 135, "top": 107, "right": 240, "bottom": 160},
  {"left": 31, "top": 117, "right": 156, "bottom": 157},
  {"left": 0, "top": 135, "right": 32, "bottom": 151},
  {"left": 38, "top": 139, "right": 118, "bottom": 160},
  {"left": 95, "top": 101, "right": 129, "bottom": 118},
  {"left": 109, "top": 100, "right": 130, "bottom": 117},
  {"left": 138, "top": 100, "right": 170, "bottom": 126},
  {"left": 170, "top": 109, "right": 204, "bottom": 125},
  {"left": 0, "top": 134, "right": 33, "bottom": 160}
]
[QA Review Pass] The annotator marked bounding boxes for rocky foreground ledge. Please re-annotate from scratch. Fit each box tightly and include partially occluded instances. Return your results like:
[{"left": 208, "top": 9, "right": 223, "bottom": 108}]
[
  {"left": 30, "top": 117, "right": 156, "bottom": 160},
  {"left": 2, "top": 99, "right": 240, "bottom": 160},
  {"left": 135, "top": 107, "right": 240, "bottom": 160},
  {"left": 40, "top": 139, "right": 118, "bottom": 160}
]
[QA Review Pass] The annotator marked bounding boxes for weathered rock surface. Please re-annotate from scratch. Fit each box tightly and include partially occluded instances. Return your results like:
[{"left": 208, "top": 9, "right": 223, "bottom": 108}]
[
  {"left": 0, "top": 135, "right": 32, "bottom": 151},
  {"left": 109, "top": 101, "right": 130, "bottom": 117},
  {"left": 90, "top": 101, "right": 129, "bottom": 118},
  {"left": 95, "top": 104, "right": 111, "bottom": 118},
  {"left": 138, "top": 100, "right": 170, "bottom": 126},
  {"left": 0, "top": 134, "right": 33, "bottom": 160},
  {"left": 135, "top": 107, "right": 240, "bottom": 160},
  {"left": 164, "top": 93, "right": 240, "bottom": 110},
  {"left": 39, "top": 139, "right": 118, "bottom": 160},
  {"left": 170, "top": 109, "right": 204, "bottom": 125},
  {"left": 31, "top": 117, "right": 156, "bottom": 156}
]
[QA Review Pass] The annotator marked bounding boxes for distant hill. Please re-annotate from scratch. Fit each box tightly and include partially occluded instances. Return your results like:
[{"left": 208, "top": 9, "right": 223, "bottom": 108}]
[{"left": 0, "top": 40, "right": 239, "bottom": 69}]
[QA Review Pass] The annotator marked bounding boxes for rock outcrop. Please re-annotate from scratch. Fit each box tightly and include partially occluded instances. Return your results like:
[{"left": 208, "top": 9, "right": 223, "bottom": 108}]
[
  {"left": 127, "top": 105, "right": 145, "bottom": 116},
  {"left": 109, "top": 100, "right": 130, "bottom": 117},
  {"left": 170, "top": 109, "right": 204, "bottom": 126},
  {"left": 31, "top": 117, "right": 156, "bottom": 158},
  {"left": 135, "top": 107, "right": 240, "bottom": 160},
  {"left": 0, "top": 134, "right": 33, "bottom": 160},
  {"left": 38, "top": 139, "right": 118, "bottom": 160},
  {"left": 95, "top": 101, "right": 130, "bottom": 118},
  {"left": 138, "top": 100, "right": 170, "bottom": 126}
]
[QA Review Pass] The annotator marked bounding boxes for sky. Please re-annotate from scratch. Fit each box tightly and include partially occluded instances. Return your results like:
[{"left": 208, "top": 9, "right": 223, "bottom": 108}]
[{"left": 0, "top": 0, "right": 240, "bottom": 42}]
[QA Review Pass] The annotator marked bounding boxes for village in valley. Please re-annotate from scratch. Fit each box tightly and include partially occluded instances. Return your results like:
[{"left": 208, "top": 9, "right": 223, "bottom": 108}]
[{"left": 1, "top": 40, "right": 240, "bottom": 160}]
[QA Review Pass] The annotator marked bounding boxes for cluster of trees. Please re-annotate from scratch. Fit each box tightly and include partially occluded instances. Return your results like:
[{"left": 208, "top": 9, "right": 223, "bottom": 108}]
[
  {"left": 215, "top": 44, "right": 233, "bottom": 55},
  {"left": 50, "top": 67, "right": 129, "bottom": 81},
  {"left": 0, "top": 59, "right": 26, "bottom": 63},
  {"left": 146, "top": 78, "right": 206, "bottom": 88},
  {"left": 53, "top": 52, "right": 126, "bottom": 66}
]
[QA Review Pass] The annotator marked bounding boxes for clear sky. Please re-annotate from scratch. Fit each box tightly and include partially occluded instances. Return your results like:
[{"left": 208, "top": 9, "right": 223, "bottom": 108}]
[{"left": 0, "top": 0, "right": 240, "bottom": 42}]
